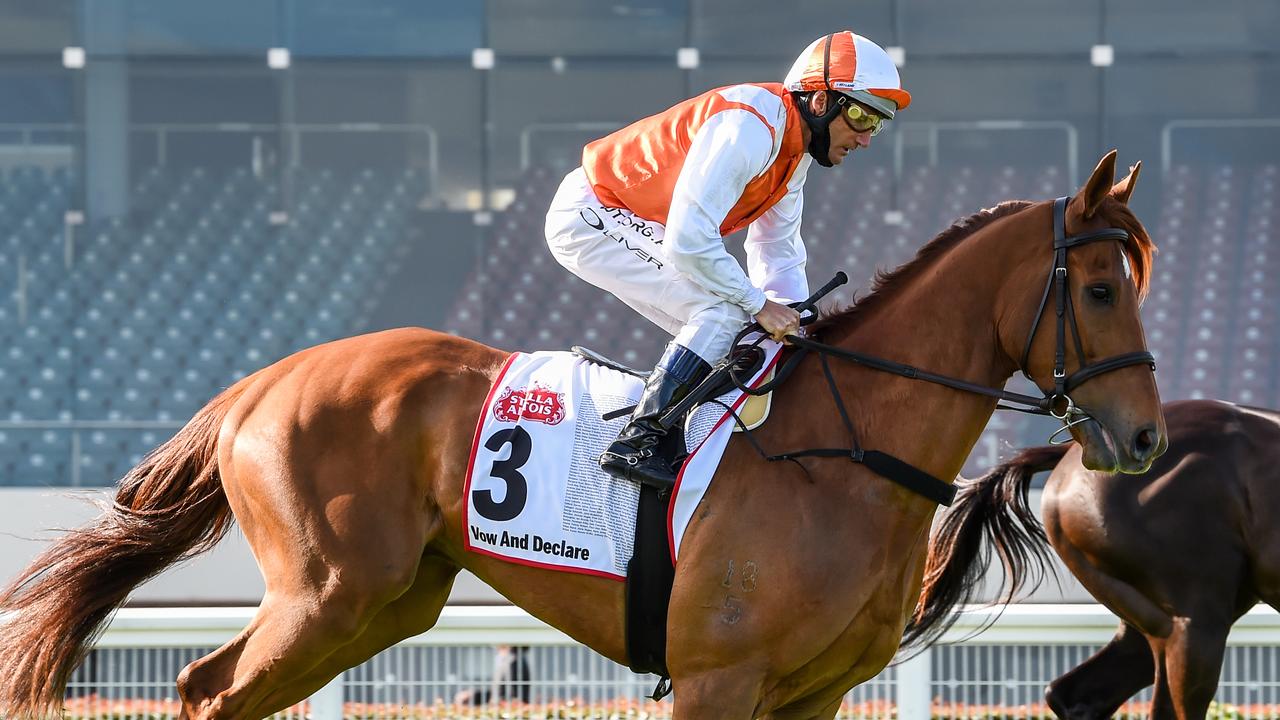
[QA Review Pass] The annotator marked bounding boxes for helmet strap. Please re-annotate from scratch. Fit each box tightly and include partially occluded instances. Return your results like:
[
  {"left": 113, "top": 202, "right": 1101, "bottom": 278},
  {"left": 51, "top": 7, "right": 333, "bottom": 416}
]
[{"left": 795, "top": 90, "right": 842, "bottom": 168}]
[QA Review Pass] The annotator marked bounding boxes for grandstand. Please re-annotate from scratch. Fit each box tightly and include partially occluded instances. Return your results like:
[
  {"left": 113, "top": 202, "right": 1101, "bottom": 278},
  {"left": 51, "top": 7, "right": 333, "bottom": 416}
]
[
  {"left": 0, "top": 2, "right": 1275, "bottom": 492},
  {"left": 4, "top": 156, "right": 1280, "bottom": 484},
  {"left": 1, "top": 164, "right": 424, "bottom": 485},
  {"left": 1, "top": 2, "right": 1279, "bottom": 716}
]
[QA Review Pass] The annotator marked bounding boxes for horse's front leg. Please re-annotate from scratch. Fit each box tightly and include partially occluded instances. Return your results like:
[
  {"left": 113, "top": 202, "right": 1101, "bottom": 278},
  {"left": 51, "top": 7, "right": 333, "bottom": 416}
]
[
  {"left": 671, "top": 668, "right": 766, "bottom": 719},
  {"left": 761, "top": 695, "right": 843, "bottom": 720},
  {"left": 665, "top": 559, "right": 773, "bottom": 719}
]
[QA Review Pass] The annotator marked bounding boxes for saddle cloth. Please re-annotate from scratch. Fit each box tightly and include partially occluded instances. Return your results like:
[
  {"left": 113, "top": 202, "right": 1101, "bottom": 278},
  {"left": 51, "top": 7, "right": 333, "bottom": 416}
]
[{"left": 463, "top": 343, "right": 782, "bottom": 579}]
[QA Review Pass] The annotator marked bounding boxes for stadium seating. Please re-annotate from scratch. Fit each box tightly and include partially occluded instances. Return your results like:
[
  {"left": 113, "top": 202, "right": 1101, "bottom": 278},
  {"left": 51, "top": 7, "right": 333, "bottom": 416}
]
[
  {"left": 3, "top": 158, "right": 1277, "bottom": 485},
  {"left": 1145, "top": 163, "right": 1279, "bottom": 408},
  {"left": 0, "top": 164, "right": 425, "bottom": 485}
]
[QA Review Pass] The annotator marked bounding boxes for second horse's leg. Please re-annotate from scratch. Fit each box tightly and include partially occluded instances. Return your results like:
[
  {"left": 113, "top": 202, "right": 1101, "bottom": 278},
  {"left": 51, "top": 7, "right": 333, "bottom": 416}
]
[
  {"left": 1160, "top": 616, "right": 1230, "bottom": 720},
  {"left": 1045, "top": 622, "right": 1154, "bottom": 720}
]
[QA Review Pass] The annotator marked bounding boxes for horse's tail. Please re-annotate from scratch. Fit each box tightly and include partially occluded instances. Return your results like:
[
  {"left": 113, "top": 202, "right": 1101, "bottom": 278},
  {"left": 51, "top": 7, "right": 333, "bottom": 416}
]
[
  {"left": 902, "top": 443, "right": 1070, "bottom": 649},
  {"left": 0, "top": 383, "right": 246, "bottom": 719}
]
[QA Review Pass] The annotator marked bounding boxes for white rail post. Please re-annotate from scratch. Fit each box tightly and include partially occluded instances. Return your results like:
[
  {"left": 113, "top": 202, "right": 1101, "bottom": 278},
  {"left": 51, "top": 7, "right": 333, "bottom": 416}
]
[
  {"left": 309, "top": 675, "right": 344, "bottom": 720},
  {"left": 896, "top": 648, "right": 932, "bottom": 720}
]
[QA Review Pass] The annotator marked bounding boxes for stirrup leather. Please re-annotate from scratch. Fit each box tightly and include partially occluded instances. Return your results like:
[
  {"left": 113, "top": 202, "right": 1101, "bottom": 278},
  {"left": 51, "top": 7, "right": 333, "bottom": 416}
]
[{"left": 600, "top": 343, "right": 711, "bottom": 488}]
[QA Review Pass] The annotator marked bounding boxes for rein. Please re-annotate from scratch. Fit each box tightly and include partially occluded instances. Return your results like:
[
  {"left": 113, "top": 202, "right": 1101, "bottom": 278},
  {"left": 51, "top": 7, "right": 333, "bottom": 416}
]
[{"left": 720, "top": 196, "right": 1155, "bottom": 507}]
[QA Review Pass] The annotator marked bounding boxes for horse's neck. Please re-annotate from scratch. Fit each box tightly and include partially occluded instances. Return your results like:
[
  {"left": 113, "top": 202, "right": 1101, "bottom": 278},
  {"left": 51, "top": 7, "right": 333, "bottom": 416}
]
[{"left": 831, "top": 227, "right": 1028, "bottom": 488}]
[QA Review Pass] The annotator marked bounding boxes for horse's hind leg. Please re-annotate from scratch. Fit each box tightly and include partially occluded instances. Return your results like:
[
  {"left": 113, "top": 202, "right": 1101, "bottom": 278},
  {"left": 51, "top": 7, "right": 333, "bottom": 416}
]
[
  {"left": 1044, "top": 622, "right": 1153, "bottom": 719},
  {"left": 238, "top": 552, "right": 460, "bottom": 718},
  {"left": 177, "top": 536, "right": 432, "bottom": 720},
  {"left": 176, "top": 424, "right": 437, "bottom": 720}
]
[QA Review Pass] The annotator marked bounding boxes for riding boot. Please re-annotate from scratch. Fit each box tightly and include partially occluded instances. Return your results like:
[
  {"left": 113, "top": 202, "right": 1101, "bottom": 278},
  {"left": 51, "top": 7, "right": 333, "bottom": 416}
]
[{"left": 600, "top": 342, "right": 712, "bottom": 491}]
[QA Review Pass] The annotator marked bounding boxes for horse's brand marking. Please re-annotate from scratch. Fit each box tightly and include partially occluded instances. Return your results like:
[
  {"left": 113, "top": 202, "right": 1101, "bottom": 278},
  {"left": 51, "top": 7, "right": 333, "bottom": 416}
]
[
  {"left": 740, "top": 561, "right": 759, "bottom": 593},
  {"left": 722, "top": 595, "right": 743, "bottom": 625},
  {"left": 721, "top": 559, "right": 735, "bottom": 588},
  {"left": 721, "top": 559, "right": 759, "bottom": 593},
  {"left": 718, "top": 559, "right": 759, "bottom": 624},
  {"left": 492, "top": 384, "right": 565, "bottom": 425}
]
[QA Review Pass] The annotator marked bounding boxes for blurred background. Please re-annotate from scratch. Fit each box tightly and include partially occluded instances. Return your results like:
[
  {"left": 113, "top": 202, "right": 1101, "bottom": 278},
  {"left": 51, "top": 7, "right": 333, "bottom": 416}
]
[{"left": 0, "top": 0, "right": 1278, "bottom": 715}]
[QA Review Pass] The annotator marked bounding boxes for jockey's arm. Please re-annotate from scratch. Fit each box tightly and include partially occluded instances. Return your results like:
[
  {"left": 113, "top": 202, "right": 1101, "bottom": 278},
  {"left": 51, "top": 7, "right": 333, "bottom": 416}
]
[
  {"left": 664, "top": 110, "right": 773, "bottom": 316},
  {"left": 744, "top": 159, "right": 811, "bottom": 310}
]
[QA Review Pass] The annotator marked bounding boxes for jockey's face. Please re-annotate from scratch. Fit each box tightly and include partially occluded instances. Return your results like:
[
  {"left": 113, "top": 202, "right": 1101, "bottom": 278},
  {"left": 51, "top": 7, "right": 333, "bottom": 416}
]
[{"left": 825, "top": 99, "right": 877, "bottom": 166}]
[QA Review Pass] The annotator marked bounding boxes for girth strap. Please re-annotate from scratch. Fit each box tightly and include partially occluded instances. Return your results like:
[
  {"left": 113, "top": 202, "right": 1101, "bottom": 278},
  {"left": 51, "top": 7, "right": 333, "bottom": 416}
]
[{"left": 766, "top": 447, "right": 958, "bottom": 506}]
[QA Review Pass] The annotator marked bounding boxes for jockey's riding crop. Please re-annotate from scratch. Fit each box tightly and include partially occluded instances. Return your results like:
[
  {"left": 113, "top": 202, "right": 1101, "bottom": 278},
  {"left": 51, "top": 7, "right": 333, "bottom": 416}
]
[{"left": 658, "top": 272, "right": 849, "bottom": 427}]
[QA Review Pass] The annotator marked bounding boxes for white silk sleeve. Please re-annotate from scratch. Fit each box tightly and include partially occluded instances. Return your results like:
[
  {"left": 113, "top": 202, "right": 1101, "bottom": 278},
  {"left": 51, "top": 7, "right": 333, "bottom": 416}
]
[
  {"left": 664, "top": 110, "right": 774, "bottom": 315},
  {"left": 745, "top": 156, "right": 811, "bottom": 306}
]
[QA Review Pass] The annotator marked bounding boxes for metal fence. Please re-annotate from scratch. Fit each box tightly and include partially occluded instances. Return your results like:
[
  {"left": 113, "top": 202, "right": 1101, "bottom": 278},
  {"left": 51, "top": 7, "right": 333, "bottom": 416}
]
[{"left": 52, "top": 604, "right": 1280, "bottom": 719}]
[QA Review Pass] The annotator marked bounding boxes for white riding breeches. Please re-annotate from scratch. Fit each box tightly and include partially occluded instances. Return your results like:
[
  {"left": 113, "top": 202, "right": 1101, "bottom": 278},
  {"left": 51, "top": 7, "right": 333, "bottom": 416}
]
[{"left": 544, "top": 167, "right": 751, "bottom": 364}]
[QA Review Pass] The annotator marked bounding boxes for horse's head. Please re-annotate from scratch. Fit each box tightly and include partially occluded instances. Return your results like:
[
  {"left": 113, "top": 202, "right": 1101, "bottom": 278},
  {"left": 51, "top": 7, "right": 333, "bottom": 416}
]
[{"left": 1002, "top": 151, "right": 1166, "bottom": 473}]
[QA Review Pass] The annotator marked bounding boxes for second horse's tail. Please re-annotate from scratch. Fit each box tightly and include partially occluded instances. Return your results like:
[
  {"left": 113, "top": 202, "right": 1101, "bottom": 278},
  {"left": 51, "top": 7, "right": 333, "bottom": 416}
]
[
  {"left": 902, "top": 443, "right": 1071, "bottom": 648},
  {"left": 0, "top": 382, "right": 247, "bottom": 719}
]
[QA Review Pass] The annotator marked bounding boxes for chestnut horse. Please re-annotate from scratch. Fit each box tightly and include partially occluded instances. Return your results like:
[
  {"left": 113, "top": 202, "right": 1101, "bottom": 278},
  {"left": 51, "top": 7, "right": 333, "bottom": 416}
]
[
  {"left": 942, "top": 399, "right": 1280, "bottom": 720},
  {"left": 0, "top": 151, "right": 1164, "bottom": 720}
]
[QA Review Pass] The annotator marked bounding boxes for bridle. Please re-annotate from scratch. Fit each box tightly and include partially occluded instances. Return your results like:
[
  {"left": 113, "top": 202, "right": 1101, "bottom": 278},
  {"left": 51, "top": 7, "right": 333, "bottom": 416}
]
[
  {"left": 1018, "top": 196, "right": 1156, "bottom": 440},
  {"left": 699, "top": 195, "right": 1156, "bottom": 506}
]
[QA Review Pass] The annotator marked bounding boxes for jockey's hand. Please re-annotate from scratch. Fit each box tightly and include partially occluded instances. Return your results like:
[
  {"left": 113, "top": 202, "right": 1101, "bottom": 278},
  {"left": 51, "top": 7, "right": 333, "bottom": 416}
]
[{"left": 754, "top": 300, "right": 801, "bottom": 343}]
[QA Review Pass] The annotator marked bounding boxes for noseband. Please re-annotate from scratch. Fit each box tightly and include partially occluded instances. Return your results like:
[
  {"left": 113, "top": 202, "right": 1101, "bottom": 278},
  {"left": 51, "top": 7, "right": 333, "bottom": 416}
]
[{"left": 714, "top": 196, "right": 1156, "bottom": 505}]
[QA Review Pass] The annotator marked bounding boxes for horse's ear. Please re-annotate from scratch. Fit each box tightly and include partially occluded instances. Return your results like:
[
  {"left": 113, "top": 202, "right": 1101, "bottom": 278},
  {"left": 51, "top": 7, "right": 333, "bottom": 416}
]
[
  {"left": 1110, "top": 161, "right": 1142, "bottom": 206},
  {"left": 1075, "top": 150, "right": 1118, "bottom": 219}
]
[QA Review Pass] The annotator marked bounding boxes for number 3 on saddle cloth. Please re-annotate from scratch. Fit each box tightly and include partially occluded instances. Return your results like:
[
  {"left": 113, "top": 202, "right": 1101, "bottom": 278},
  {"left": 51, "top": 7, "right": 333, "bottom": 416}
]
[{"left": 462, "top": 342, "right": 783, "bottom": 580}]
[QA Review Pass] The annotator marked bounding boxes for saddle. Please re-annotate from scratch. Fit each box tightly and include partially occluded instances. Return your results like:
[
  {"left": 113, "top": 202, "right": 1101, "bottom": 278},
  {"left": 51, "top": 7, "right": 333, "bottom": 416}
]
[
  {"left": 572, "top": 344, "right": 774, "bottom": 432},
  {"left": 570, "top": 342, "right": 773, "bottom": 696}
]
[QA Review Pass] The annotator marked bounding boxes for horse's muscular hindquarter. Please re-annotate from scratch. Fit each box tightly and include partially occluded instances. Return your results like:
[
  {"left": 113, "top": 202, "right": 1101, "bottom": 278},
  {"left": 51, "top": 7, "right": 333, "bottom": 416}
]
[{"left": 176, "top": 329, "right": 496, "bottom": 720}]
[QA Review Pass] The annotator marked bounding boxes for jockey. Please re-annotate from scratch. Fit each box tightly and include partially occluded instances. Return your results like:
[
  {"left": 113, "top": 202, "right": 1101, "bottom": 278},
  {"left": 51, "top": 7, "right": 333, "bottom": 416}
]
[{"left": 544, "top": 31, "right": 911, "bottom": 490}]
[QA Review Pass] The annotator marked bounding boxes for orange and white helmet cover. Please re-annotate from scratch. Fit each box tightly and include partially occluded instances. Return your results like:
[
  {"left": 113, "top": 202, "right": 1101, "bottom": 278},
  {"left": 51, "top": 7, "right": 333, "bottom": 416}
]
[{"left": 783, "top": 31, "right": 910, "bottom": 117}]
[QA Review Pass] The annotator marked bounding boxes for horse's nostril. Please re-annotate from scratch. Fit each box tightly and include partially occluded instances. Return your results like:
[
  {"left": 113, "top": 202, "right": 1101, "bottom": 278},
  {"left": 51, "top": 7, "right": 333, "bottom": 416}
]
[{"left": 1133, "top": 427, "right": 1157, "bottom": 458}]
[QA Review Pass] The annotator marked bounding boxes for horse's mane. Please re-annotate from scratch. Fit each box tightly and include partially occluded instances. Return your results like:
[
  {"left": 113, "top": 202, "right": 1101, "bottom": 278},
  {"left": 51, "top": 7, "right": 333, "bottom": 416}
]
[
  {"left": 808, "top": 195, "right": 1156, "bottom": 335},
  {"left": 808, "top": 201, "right": 1033, "bottom": 334},
  {"left": 1240, "top": 404, "right": 1280, "bottom": 424}
]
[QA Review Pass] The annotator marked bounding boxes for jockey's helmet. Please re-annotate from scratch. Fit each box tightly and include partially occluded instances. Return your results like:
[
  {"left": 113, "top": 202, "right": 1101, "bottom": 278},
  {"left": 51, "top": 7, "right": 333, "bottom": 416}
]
[{"left": 784, "top": 31, "right": 910, "bottom": 166}]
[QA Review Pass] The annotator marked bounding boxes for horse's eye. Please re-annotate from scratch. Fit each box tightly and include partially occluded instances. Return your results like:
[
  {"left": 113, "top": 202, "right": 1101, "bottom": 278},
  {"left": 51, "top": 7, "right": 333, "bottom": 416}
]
[{"left": 1090, "top": 285, "right": 1112, "bottom": 303}]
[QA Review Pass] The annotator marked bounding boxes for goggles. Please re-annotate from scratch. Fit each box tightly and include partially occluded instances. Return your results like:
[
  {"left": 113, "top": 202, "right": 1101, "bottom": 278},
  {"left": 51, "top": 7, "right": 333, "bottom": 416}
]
[{"left": 839, "top": 99, "right": 887, "bottom": 136}]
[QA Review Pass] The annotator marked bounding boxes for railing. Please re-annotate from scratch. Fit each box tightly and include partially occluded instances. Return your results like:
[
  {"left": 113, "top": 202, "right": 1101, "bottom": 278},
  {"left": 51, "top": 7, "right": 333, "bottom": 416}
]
[
  {"left": 0, "top": 122, "right": 80, "bottom": 146},
  {"left": 892, "top": 120, "right": 1080, "bottom": 190},
  {"left": 0, "top": 121, "right": 439, "bottom": 193},
  {"left": 517, "top": 122, "right": 622, "bottom": 172},
  {"left": 1160, "top": 118, "right": 1280, "bottom": 175},
  {"left": 0, "top": 122, "right": 78, "bottom": 170},
  {"left": 59, "top": 604, "right": 1280, "bottom": 719}
]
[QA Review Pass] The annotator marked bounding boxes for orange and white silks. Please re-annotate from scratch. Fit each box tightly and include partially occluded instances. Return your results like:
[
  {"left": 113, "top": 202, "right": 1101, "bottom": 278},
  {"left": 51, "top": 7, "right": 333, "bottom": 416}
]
[
  {"left": 545, "top": 82, "right": 811, "bottom": 362},
  {"left": 583, "top": 82, "right": 806, "bottom": 238}
]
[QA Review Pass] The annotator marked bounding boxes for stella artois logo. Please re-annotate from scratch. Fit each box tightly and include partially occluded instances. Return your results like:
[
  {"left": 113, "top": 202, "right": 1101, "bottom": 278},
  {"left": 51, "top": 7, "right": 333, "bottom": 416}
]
[{"left": 492, "top": 383, "right": 566, "bottom": 425}]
